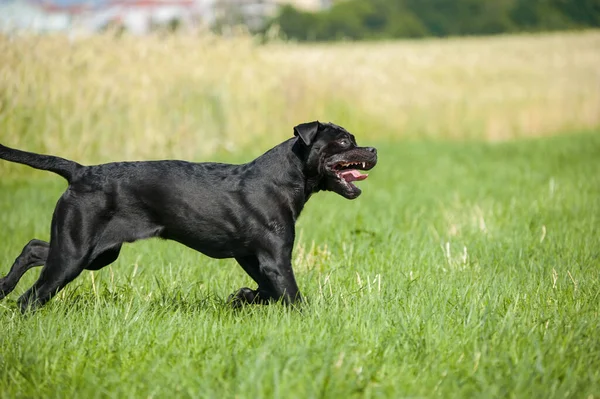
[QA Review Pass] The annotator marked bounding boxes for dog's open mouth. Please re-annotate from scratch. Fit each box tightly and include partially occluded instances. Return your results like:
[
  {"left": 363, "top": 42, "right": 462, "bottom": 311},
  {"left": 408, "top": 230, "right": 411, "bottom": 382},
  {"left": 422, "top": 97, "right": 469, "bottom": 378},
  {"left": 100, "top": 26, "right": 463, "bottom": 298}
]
[
  {"left": 333, "top": 162, "right": 370, "bottom": 188},
  {"left": 325, "top": 149, "right": 377, "bottom": 199}
]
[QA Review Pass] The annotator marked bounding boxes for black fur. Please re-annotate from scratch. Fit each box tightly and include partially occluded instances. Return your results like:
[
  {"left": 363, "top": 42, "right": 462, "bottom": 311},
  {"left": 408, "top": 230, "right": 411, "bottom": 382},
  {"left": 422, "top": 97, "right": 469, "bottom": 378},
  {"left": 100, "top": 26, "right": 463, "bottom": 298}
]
[{"left": 0, "top": 121, "right": 377, "bottom": 312}]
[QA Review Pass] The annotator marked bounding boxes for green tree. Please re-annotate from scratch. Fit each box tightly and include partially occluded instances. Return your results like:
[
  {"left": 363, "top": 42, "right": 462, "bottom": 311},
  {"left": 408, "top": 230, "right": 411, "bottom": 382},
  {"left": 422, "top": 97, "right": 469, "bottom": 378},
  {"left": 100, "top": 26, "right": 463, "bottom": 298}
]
[{"left": 269, "top": 0, "right": 600, "bottom": 42}]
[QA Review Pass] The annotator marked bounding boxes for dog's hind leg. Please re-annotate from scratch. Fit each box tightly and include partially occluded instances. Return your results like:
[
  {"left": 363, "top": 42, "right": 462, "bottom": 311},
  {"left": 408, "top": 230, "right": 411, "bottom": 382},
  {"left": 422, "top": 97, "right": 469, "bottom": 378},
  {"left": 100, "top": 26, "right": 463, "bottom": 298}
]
[
  {"left": 0, "top": 239, "right": 49, "bottom": 300},
  {"left": 18, "top": 240, "right": 125, "bottom": 312},
  {"left": 17, "top": 196, "right": 101, "bottom": 312},
  {"left": 17, "top": 246, "right": 87, "bottom": 313}
]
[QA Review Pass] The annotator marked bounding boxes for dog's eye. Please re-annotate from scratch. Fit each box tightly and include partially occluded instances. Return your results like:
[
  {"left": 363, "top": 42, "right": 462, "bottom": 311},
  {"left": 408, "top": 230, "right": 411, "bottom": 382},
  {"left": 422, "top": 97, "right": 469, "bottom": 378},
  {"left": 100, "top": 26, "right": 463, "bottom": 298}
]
[{"left": 338, "top": 139, "right": 350, "bottom": 147}]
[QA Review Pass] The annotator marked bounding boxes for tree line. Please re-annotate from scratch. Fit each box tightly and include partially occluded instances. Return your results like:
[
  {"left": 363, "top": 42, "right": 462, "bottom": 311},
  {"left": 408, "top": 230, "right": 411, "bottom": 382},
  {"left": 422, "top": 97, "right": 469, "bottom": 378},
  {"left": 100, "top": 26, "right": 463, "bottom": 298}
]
[{"left": 264, "top": 0, "right": 600, "bottom": 41}]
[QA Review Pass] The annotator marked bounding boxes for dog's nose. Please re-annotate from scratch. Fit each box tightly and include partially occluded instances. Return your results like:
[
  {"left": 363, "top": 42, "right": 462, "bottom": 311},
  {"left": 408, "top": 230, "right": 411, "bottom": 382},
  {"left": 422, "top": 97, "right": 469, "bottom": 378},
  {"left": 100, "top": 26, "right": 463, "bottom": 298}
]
[{"left": 366, "top": 147, "right": 377, "bottom": 154}]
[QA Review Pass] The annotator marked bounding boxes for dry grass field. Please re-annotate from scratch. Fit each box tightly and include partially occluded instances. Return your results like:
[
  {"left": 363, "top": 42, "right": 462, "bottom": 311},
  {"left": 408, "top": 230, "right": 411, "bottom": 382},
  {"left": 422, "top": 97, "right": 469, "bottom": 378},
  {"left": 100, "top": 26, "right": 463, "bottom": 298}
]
[{"left": 0, "top": 30, "right": 599, "bottom": 174}]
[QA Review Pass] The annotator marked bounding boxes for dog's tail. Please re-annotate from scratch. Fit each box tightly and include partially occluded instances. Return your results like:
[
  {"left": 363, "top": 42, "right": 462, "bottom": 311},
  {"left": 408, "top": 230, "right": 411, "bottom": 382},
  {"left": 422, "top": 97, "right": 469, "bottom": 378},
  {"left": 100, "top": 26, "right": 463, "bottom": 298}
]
[{"left": 0, "top": 144, "right": 83, "bottom": 182}]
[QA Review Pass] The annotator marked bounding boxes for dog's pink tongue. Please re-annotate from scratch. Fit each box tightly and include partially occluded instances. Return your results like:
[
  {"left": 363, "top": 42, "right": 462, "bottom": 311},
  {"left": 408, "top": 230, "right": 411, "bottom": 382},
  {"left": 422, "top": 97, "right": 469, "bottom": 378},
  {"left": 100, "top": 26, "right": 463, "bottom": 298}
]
[{"left": 340, "top": 169, "right": 368, "bottom": 182}]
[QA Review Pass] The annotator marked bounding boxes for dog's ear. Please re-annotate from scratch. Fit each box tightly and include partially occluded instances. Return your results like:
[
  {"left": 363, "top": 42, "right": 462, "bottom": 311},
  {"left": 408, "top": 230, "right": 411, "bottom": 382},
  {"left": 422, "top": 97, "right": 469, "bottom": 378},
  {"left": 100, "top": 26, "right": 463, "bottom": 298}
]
[{"left": 294, "top": 121, "right": 320, "bottom": 146}]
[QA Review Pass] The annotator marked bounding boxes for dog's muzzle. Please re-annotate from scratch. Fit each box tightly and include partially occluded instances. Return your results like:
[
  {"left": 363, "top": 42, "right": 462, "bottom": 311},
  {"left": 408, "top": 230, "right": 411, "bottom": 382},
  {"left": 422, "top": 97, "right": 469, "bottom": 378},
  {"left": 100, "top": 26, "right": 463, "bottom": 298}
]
[{"left": 325, "top": 147, "right": 377, "bottom": 199}]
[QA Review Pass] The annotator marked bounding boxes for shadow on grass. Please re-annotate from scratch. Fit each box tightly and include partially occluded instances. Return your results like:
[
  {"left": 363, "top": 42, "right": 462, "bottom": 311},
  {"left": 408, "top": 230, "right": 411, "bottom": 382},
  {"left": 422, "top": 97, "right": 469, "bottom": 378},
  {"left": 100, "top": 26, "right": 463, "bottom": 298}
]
[{"left": 0, "top": 284, "right": 310, "bottom": 319}]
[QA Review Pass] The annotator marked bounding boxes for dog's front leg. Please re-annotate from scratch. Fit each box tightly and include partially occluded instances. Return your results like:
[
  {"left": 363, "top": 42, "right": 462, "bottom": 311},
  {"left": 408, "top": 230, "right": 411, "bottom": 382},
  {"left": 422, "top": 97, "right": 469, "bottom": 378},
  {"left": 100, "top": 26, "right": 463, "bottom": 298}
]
[
  {"left": 256, "top": 253, "right": 301, "bottom": 305},
  {"left": 230, "top": 247, "right": 301, "bottom": 307},
  {"left": 229, "top": 255, "right": 264, "bottom": 307}
]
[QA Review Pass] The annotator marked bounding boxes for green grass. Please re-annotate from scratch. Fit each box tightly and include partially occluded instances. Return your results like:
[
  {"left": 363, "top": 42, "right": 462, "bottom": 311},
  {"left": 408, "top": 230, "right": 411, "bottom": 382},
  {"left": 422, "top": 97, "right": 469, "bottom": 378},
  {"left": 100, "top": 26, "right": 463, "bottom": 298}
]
[{"left": 1, "top": 132, "right": 599, "bottom": 398}]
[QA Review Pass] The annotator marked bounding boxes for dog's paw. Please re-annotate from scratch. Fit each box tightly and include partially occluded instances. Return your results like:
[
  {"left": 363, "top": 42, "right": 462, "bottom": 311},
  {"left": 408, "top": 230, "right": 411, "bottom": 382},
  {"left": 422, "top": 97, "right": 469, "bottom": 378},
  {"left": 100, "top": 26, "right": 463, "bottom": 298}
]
[
  {"left": 0, "top": 277, "right": 10, "bottom": 301},
  {"left": 227, "top": 287, "right": 259, "bottom": 308}
]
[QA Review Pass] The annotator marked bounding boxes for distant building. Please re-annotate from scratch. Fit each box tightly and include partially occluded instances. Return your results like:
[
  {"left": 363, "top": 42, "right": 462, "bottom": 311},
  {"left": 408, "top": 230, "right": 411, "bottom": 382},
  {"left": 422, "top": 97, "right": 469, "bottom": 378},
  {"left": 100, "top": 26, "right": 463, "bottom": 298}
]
[
  {"left": 0, "top": 0, "right": 208, "bottom": 34},
  {"left": 0, "top": 0, "right": 331, "bottom": 34},
  {"left": 212, "top": 0, "right": 331, "bottom": 31},
  {"left": 0, "top": 0, "right": 73, "bottom": 32},
  {"left": 89, "top": 0, "right": 204, "bottom": 34},
  {"left": 275, "top": 0, "right": 330, "bottom": 11}
]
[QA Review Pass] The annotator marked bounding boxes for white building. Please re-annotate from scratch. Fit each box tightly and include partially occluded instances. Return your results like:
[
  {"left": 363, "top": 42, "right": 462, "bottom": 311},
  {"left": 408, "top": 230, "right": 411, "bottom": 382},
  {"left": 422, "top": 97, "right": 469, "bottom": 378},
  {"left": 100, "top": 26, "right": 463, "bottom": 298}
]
[
  {"left": 86, "top": 0, "right": 205, "bottom": 34},
  {"left": 0, "top": 0, "right": 72, "bottom": 32},
  {"left": 0, "top": 0, "right": 331, "bottom": 34}
]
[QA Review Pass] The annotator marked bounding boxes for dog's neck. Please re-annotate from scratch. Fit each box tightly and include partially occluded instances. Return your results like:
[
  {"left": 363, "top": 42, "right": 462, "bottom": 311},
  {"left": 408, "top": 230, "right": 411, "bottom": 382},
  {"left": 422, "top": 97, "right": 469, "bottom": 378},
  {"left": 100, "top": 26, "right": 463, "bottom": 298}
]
[
  {"left": 290, "top": 139, "right": 325, "bottom": 198},
  {"left": 251, "top": 139, "right": 324, "bottom": 221}
]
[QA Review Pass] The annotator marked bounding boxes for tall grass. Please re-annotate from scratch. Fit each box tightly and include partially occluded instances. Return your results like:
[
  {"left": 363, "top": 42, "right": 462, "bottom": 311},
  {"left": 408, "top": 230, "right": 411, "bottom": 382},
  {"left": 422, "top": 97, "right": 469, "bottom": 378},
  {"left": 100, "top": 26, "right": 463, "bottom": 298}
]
[{"left": 1, "top": 30, "right": 599, "bottom": 176}]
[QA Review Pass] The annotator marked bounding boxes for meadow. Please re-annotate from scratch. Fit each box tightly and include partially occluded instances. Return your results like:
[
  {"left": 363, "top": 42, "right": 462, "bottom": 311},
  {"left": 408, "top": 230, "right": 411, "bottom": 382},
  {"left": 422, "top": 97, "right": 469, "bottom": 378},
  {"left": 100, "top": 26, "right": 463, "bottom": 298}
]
[
  {"left": 0, "top": 30, "right": 599, "bottom": 170},
  {"left": 1, "top": 30, "right": 599, "bottom": 398}
]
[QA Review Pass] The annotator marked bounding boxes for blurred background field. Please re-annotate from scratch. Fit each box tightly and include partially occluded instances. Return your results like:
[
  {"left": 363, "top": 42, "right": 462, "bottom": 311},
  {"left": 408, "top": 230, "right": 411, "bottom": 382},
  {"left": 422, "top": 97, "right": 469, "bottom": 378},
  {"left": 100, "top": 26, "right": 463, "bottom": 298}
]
[
  {"left": 1, "top": 29, "right": 599, "bottom": 176},
  {"left": 1, "top": 4, "right": 600, "bottom": 395}
]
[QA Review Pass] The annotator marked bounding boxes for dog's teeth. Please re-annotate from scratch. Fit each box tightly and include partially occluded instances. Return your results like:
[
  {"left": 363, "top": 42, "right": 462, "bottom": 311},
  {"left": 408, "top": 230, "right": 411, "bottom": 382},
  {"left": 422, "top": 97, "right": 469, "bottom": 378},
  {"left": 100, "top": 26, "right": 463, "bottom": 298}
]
[{"left": 362, "top": 162, "right": 365, "bottom": 168}]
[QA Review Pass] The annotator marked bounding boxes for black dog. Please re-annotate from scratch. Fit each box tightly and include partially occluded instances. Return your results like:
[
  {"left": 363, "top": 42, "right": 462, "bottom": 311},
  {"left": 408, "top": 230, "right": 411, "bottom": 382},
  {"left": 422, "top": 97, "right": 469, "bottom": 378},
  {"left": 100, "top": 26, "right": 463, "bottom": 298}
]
[{"left": 0, "top": 121, "right": 377, "bottom": 312}]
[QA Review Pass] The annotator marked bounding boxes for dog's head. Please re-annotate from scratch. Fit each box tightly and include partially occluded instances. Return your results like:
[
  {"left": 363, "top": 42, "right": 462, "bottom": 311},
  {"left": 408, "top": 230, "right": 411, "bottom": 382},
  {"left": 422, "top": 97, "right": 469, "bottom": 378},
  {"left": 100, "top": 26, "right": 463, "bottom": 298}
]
[{"left": 294, "top": 121, "right": 377, "bottom": 200}]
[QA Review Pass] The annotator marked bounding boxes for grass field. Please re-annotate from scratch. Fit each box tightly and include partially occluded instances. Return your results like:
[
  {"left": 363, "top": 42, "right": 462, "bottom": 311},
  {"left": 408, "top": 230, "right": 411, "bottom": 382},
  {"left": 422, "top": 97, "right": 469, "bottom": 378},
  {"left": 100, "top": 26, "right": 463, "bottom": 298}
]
[
  {"left": 1, "top": 131, "right": 599, "bottom": 398},
  {"left": 1, "top": 30, "right": 600, "bottom": 398}
]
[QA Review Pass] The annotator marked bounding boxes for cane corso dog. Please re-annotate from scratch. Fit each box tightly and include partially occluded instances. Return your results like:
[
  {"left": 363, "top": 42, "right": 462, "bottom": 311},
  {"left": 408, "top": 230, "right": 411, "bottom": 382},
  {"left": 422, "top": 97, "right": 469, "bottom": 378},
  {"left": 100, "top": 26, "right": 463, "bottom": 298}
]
[{"left": 0, "top": 121, "right": 377, "bottom": 312}]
